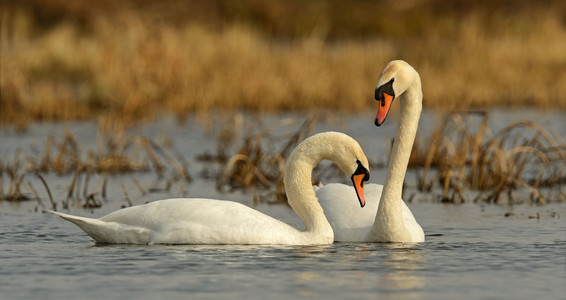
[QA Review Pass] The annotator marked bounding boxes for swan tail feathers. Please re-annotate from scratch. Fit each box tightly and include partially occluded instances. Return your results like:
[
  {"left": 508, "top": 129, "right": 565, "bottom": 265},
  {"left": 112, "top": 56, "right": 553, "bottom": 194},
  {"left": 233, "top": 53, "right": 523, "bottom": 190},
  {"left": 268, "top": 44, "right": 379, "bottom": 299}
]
[
  {"left": 48, "top": 210, "right": 103, "bottom": 227},
  {"left": 48, "top": 210, "right": 151, "bottom": 244}
]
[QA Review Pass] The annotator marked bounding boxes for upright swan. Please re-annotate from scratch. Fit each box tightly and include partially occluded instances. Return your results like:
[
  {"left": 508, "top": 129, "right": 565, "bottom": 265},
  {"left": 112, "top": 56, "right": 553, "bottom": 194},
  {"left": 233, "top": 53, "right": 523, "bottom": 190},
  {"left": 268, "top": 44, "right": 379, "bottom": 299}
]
[
  {"left": 317, "top": 60, "right": 425, "bottom": 243},
  {"left": 51, "top": 132, "right": 370, "bottom": 245}
]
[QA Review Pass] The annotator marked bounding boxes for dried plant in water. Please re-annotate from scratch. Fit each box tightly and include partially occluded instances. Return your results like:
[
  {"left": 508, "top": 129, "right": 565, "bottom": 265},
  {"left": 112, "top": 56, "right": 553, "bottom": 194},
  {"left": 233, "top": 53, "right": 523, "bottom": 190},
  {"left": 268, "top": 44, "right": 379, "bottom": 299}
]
[{"left": 411, "top": 112, "right": 566, "bottom": 203}]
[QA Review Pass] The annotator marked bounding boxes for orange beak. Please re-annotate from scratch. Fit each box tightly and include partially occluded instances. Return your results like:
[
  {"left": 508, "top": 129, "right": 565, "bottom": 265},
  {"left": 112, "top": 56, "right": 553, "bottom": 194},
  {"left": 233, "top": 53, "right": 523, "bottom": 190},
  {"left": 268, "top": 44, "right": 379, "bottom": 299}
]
[
  {"left": 352, "top": 173, "right": 366, "bottom": 207},
  {"left": 375, "top": 93, "right": 394, "bottom": 126}
]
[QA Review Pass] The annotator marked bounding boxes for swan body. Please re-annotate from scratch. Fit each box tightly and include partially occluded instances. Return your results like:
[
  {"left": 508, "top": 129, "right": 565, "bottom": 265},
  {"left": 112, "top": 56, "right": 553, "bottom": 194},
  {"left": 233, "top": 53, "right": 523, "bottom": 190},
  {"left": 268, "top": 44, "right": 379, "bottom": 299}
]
[
  {"left": 51, "top": 132, "right": 370, "bottom": 245},
  {"left": 317, "top": 183, "right": 423, "bottom": 242},
  {"left": 317, "top": 60, "right": 425, "bottom": 243}
]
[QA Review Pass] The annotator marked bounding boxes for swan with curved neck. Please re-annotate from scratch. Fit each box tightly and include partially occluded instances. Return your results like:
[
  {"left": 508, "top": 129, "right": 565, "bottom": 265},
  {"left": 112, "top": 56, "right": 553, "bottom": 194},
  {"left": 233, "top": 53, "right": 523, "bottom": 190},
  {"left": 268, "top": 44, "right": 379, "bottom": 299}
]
[
  {"left": 51, "top": 132, "right": 370, "bottom": 245},
  {"left": 317, "top": 60, "right": 424, "bottom": 243}
]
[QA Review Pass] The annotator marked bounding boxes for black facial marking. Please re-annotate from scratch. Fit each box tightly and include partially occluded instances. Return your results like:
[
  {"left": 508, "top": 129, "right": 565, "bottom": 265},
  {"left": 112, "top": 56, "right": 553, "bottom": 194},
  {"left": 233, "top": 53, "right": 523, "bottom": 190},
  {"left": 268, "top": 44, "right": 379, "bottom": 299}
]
[
  {"left": 374, "top": 78, "right": 395, "bottom": 106},
  {"left": 353, "top": 160, "right": 370, "bottom": 183},
  {"left": 351, "top": 160, "right": 370, "bottom": 207}
]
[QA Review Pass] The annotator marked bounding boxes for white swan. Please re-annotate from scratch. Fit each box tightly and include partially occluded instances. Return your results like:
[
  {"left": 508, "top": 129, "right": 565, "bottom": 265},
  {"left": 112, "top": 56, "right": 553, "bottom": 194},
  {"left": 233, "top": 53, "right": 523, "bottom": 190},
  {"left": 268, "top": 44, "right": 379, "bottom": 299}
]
[
  {"left": 317, "top": 60, "right": 425, "bottom": 243},
  {"left": 50, "top": 132, "right": 370, "bottom": 245}
]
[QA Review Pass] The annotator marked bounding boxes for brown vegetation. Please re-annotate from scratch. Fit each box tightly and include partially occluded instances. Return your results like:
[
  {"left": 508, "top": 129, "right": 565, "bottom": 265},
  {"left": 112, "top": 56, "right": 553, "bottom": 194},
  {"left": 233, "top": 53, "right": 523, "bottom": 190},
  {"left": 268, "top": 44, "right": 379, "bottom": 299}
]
[
  {"left": 196, "top": 113, "right": 318, "bottom": 204},
  {"left": 410, "top": 111, "right": 566, "bottom": 204},
  {"left": 2, "top": 0, "right": 566, "bottom": 129},
  {"left": 1, "top": 0, "right": 565, "bottom": 208},
  {"left": 0, "top": 129, "right": 191, "bottom": 210},
  {"left": 1, "top": 112, "right": 564, "bottom": 210},
  {"left": 209, "top": 112, "right": 566, "bottom": 205}
]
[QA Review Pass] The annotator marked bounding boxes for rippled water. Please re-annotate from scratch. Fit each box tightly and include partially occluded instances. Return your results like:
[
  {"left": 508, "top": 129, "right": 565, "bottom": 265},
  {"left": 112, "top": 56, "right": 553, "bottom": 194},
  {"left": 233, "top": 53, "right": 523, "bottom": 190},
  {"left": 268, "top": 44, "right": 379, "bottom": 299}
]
[
  {"left": 1, "top": 202, "right": 564, "bottom": 300},
  {"left": 1, "top": 110, "right": 565, "bottom": 299}
]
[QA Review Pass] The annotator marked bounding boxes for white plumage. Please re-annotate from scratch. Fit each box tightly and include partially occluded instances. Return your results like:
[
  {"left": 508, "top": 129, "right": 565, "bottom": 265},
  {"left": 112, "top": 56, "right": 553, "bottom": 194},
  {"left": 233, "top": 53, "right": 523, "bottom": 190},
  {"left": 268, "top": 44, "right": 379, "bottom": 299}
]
[
  {"left": 51, "top": 132, "right": 370, "bottom": 245},
  {"left": 317, "top": 60, "right": 425, "bottom": 243}
]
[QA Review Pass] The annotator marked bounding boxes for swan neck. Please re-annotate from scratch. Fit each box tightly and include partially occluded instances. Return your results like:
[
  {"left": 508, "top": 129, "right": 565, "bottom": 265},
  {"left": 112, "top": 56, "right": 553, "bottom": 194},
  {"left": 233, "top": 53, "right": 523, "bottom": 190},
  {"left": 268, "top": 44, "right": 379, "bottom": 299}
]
[
  {"left": 284, "top": 141, "right": 333, "bottom": 235},
  {"left": 374, "top": 84, "right": 421, "bottom": 239}
]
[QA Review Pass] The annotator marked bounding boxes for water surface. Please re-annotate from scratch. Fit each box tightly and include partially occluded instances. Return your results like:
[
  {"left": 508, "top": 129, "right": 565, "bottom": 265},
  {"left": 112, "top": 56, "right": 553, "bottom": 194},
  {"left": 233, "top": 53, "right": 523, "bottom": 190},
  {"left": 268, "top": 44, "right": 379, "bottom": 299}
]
[
  {"left": 1, "top": 202, "right": 564, "bottom": 300},
  {"left": 1, "top": 110, "right": 565, "bottom": 299}
]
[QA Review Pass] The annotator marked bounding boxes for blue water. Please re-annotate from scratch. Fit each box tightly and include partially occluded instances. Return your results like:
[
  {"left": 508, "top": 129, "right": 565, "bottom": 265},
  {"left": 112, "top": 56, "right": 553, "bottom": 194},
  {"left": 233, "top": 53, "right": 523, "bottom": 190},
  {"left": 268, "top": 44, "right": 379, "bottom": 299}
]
[
  {"left": 1, "top": 202, "right": 564, "bottom": 300},
  {"left": 1, "top": 110, "right": 565, "bottom": 299}
]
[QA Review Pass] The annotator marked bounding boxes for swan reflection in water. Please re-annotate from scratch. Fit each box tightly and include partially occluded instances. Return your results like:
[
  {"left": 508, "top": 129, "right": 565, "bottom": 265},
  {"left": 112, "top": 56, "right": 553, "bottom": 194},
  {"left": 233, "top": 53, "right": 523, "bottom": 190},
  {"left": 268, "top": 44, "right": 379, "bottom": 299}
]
[
  {"left": 95, "top": 243, "right": 426, "bottom": 299},
  {"left": 288, "top": 243, "right": 426, "bottom": 299},
  {"left": 378, "top": 244, "right": 426, "bottom": 297}
]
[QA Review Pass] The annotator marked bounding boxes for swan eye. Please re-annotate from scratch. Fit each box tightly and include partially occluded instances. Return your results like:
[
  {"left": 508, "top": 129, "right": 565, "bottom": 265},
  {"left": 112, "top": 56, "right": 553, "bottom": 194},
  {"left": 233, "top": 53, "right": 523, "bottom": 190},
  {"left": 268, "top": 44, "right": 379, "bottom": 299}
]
[
  {"left": 354, "top": 160, "right": 370, "bottom": 181},
  {"left": 375, "top": 78, "right": 395, "bottom": 106},
  {"left": 352, "top": 160, "right": 370, "bottom": 207}
]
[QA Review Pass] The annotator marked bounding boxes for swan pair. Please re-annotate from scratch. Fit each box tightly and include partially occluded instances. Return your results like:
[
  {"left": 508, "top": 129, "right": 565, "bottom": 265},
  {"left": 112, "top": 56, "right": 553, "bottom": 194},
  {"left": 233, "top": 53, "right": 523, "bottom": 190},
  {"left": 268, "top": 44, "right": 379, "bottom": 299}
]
[
  {"left": 51, "top": 132, "right": 370, "bottom": 245},
  {"left": 52, "top": 60, "right": 424, "bottom": 245}
]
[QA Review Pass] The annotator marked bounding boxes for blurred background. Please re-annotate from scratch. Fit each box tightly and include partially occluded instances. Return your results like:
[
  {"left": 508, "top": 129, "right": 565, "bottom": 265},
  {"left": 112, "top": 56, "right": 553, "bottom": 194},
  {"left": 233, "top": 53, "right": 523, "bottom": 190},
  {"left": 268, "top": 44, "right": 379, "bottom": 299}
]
[{"left": 2, "top": 0, "right": 566, "bottom": 129}]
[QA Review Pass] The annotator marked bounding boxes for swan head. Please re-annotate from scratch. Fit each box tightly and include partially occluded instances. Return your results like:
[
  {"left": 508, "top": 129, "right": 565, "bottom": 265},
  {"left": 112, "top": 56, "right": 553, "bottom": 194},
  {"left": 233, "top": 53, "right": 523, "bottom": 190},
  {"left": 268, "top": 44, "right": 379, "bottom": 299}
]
[
  {"left": 374, "top": 60, "right": 420, "bottom": 126},
  {"left": 316, "top": 132, "right": 370, "bottom": 207},
  {"left": 324, "top": 135, "right": 370, "bottom": 207},
  {"left": 286, "top": 132, "right": 370, "bottom": 208},
  {"left": 351, "top": 159, "right": 370, "bottom": 207}
]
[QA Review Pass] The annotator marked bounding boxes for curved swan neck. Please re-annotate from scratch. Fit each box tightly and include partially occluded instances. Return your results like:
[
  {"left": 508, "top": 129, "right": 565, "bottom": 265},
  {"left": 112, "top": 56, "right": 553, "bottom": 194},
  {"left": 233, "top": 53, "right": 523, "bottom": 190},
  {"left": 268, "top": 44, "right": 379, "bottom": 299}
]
[
  {"left": 283, "top": 137, "right": 334, "bottom": 234},
  {"left": 373, "top": 75, "right": 422, "bottom": 240}
]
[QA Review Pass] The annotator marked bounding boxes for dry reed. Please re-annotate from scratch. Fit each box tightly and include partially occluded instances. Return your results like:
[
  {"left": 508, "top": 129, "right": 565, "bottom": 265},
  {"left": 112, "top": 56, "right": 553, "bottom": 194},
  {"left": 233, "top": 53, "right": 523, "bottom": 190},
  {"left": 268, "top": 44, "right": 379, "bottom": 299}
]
[
  {"left": 410, "top": 111, "right": 566, "bottom": 204},
  {"left": 0, "top": 128, "right": 192, "bottom": 210},
  {"left": 2, "top": 111, "right": 563, "bottom": 209},
  {"left": 210, "top": 112, "right": 565, "bottom": 205},
  {"left": 212, "top": 114, "right": 316, "bottom": 204},
  {"left": 2, "top": 1, "right": 566, "bottom": 129}
]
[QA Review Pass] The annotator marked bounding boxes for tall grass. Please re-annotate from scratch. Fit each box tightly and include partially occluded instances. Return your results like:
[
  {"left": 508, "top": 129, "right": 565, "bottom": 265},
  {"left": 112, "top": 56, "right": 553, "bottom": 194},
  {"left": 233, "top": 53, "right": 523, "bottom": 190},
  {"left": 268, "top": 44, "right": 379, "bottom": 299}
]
[
  {"left": 410, "top": 112, "right": 566, "bottom": 204},
  {"left": 200, "top": 113, "right": 317, "bottom": 204},
  {"left": 2, "top": 112, "right": 564, "bottom": 209},
  {"left": 2, "top": 0, "right": 566, "bottom": 128},
  {"left": 0, "top": 129, "right": 191, "bottom": 210},
  {"left": 206, "top": 112, "right": 566, "bottom": 205}
]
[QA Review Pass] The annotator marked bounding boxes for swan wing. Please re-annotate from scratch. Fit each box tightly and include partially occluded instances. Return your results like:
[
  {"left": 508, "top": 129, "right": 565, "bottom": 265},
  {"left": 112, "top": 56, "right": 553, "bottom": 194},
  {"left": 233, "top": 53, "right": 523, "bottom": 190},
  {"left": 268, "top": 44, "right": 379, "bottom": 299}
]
[
  {"left": 317, "top": 183, "right": 380, "bottom": 241},
  {"left": 49, "top": 210, "right": 152, "bottom": 244},
  {"left": 51, "top": 199, "right": 308, "bottom": 245},
  {"left": 317, "top": 183, "right": 424, "bottom": 242}
]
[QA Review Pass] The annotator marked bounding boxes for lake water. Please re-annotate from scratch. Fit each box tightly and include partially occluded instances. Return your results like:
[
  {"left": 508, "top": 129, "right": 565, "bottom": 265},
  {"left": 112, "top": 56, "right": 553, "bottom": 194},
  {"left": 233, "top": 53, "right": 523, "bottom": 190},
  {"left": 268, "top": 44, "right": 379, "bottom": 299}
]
[
  {"left": 1, "top": 110, "right": 565, "bottom": 299},
  {"left": 1, "top": 202, "right": 564, "bottom": 300}
]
